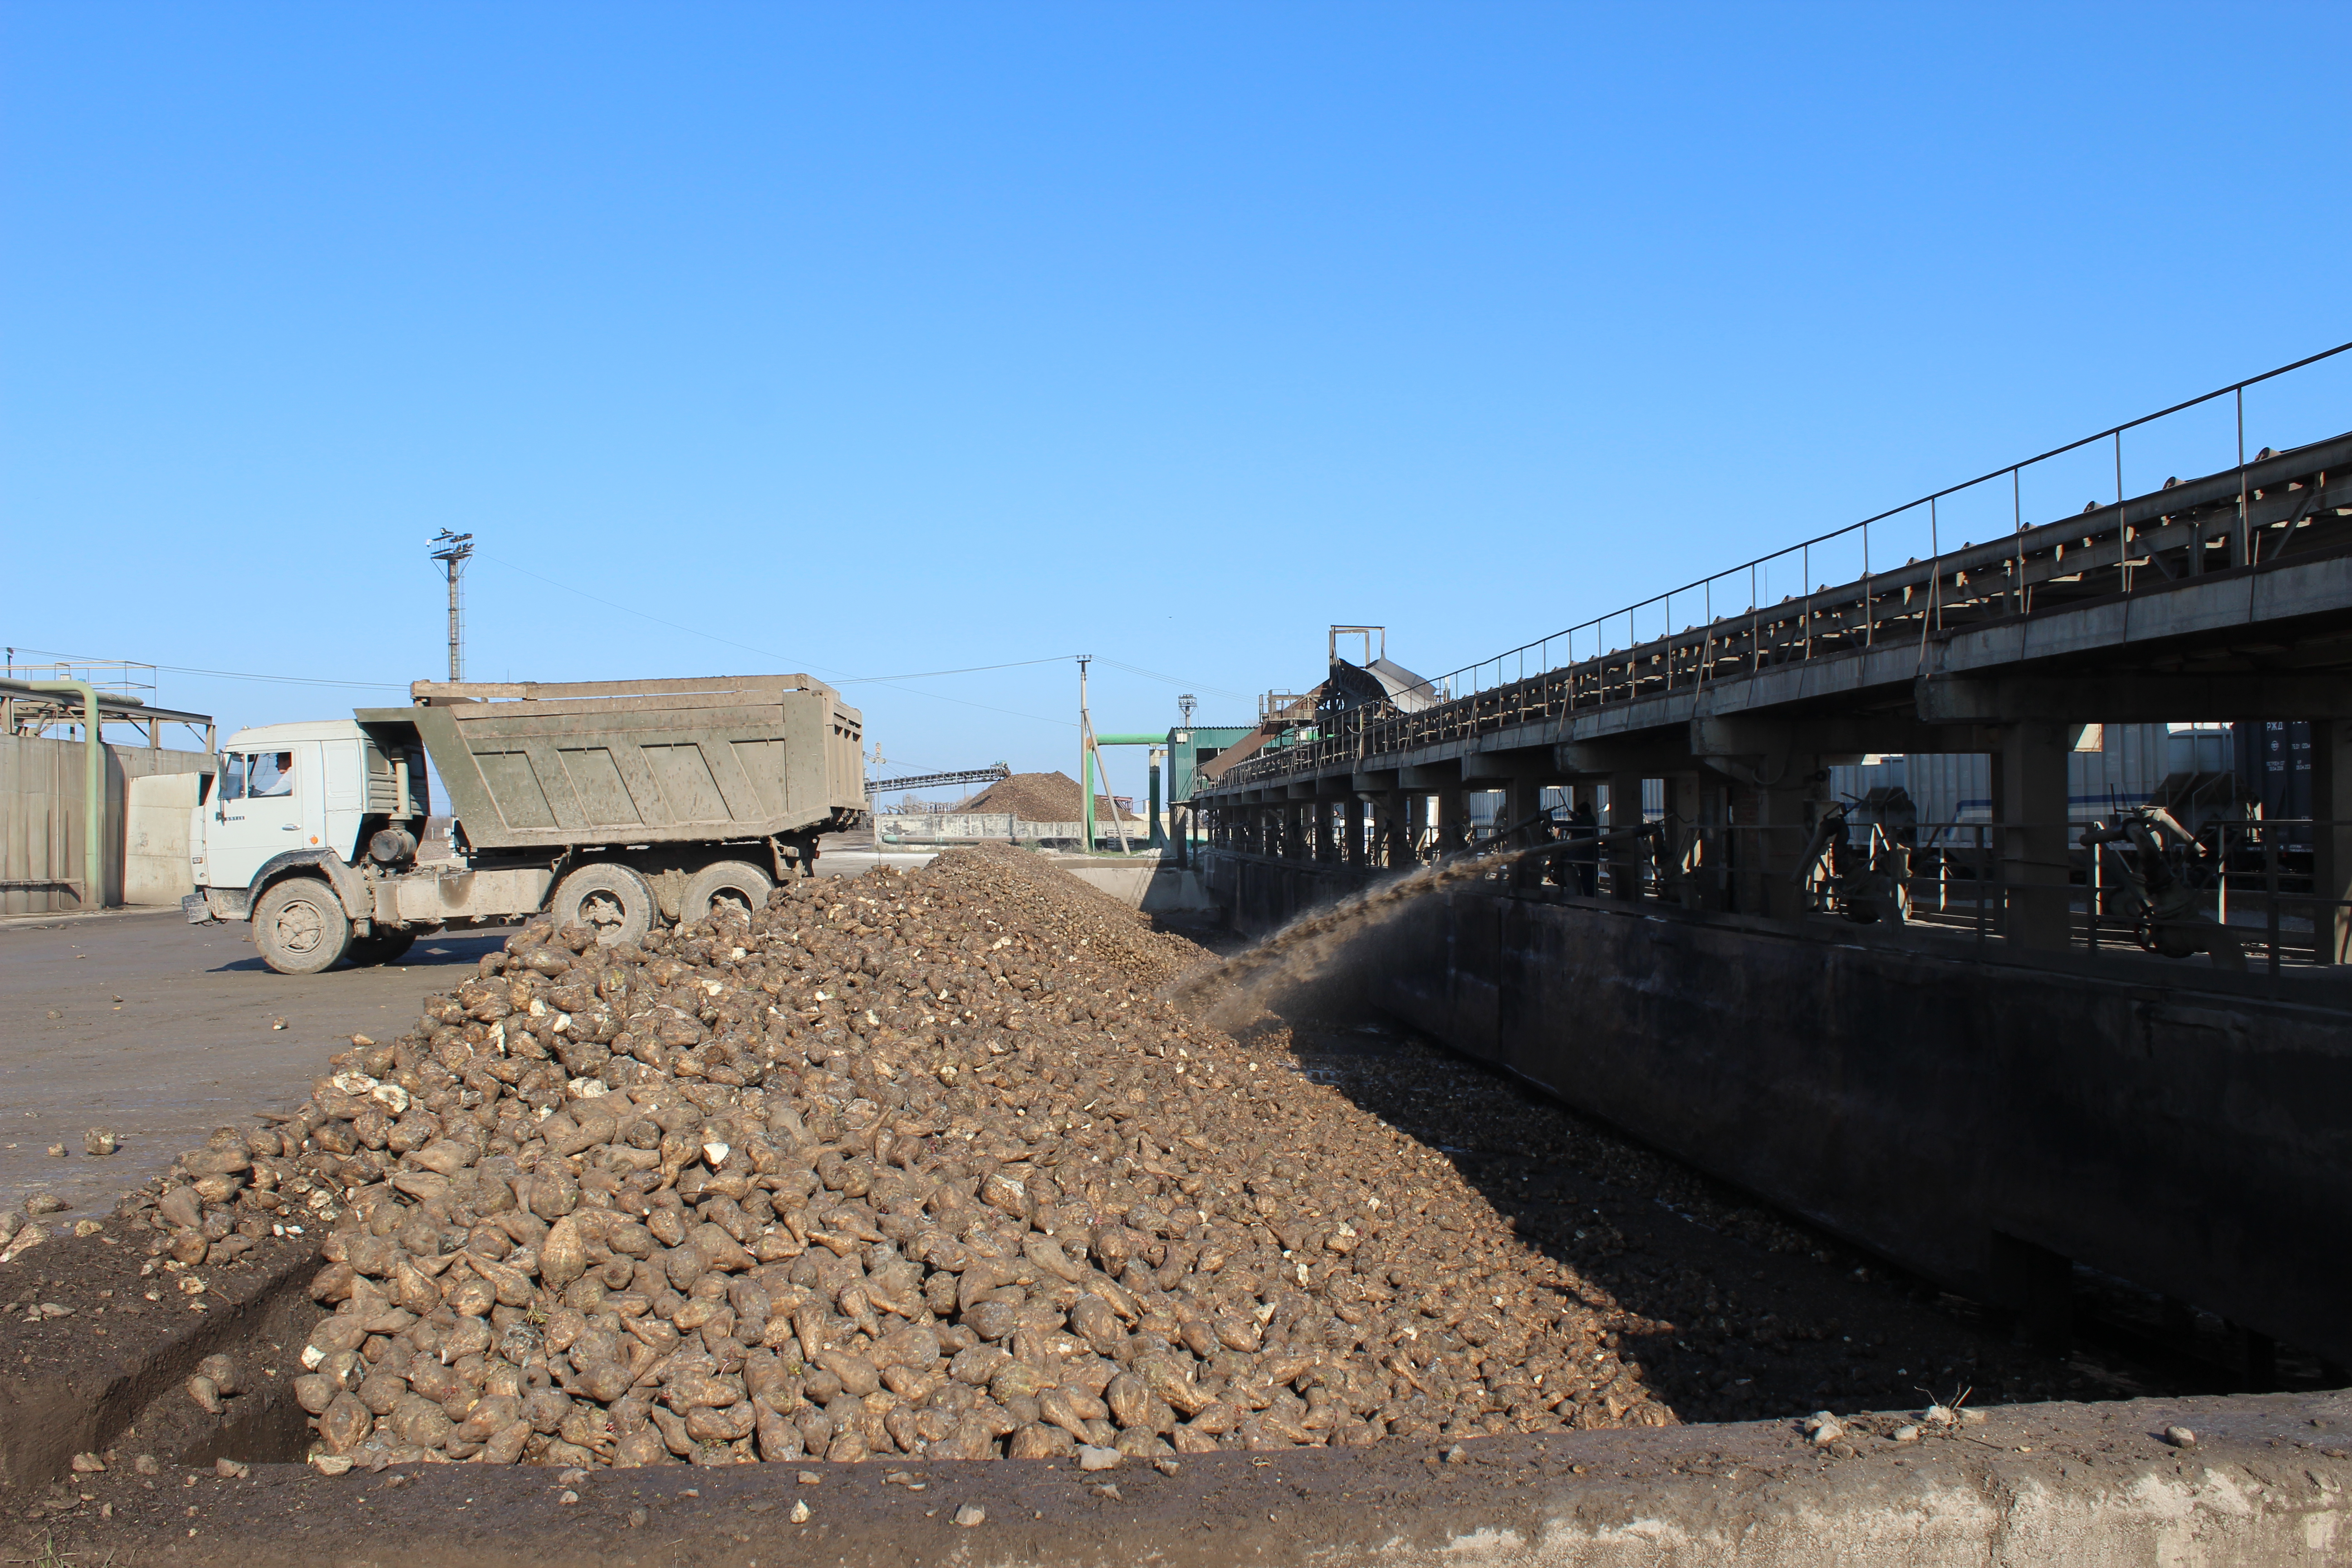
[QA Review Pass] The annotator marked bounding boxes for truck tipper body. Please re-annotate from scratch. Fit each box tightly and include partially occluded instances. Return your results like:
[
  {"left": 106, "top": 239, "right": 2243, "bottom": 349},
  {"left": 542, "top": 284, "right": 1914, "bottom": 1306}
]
[{"left": 185, "top": 675, "right": 866, "bottom": 973}]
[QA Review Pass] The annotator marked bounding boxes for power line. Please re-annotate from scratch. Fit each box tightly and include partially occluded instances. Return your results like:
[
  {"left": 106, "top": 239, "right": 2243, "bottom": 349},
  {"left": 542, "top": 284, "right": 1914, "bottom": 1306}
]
[
  {"left": 840, "top": 656, "right": 1073, "bottom": 683},
  {"left": 477, "top": 552, "right": 855, "bottom": 679},
  {"left": 1096, "top": 657, "right": 1251, "bottom": 703},
  {"left": 474, "top": 553, "right": 1077, "bottom": 728}
]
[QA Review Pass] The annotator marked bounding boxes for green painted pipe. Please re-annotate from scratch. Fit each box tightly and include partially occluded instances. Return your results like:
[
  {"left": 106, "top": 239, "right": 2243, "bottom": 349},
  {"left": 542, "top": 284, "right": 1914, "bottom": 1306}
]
[
  {"left": 31, "top": 680, "right": 103, "bottom": 910},
  {"left": 1093, "top": 733, "right": 1164, "bottom": 745}
]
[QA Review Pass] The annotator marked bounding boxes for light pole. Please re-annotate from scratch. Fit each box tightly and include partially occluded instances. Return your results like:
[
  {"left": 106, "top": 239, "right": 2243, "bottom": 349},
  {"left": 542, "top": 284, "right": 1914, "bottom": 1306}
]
[{"left": 430, "top": 531, "right": 475, "bottom": 682}]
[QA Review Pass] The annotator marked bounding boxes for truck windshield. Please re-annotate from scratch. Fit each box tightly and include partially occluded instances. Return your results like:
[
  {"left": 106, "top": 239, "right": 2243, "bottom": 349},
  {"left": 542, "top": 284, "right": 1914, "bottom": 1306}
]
[{"left": 221, "top": 751, "right": 295, "bottom": 801}]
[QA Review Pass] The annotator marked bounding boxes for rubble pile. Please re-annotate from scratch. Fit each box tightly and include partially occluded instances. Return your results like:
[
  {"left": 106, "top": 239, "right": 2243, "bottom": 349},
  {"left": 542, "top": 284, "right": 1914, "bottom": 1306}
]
[{"left": 123, "top": 844, "right": 1671, "bottom": 1470}]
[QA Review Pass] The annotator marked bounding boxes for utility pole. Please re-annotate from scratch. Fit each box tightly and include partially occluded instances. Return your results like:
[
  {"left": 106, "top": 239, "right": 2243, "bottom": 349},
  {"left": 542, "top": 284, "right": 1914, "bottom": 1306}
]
[
  {"left": 430, "top": 530, "right": 475, "bottom": 682},
  {"left": 867, "top": 744, "right": 887, "bottom": 858},
  {"left": 1077, "top": 655, "right": 1094, "bottom": 852}
]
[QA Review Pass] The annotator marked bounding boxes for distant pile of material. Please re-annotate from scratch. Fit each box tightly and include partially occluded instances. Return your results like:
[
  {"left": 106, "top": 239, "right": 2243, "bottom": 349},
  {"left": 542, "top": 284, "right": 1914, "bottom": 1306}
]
[
  {"left": 957, "top": 771, "right": 1135, "bottom": 824},
  {"left": 125, "top": 844, "right": 1669, "bottom": 1469}
]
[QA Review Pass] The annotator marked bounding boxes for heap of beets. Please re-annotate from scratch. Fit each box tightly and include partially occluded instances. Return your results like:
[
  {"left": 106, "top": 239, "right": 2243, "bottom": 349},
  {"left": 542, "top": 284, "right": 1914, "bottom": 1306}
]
[{"left": 125, "top": 844, "right": 1672, "bottom": 1469}]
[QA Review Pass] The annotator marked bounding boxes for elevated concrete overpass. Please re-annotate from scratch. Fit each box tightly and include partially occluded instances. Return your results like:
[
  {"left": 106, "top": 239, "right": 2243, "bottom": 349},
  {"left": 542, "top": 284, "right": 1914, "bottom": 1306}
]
[
  {"left": 1190, "top": 417, "right": 2352, "bottom": 1391},
  {"left": 1198, "top": 432, "right": 2352, "bottom": 956}
]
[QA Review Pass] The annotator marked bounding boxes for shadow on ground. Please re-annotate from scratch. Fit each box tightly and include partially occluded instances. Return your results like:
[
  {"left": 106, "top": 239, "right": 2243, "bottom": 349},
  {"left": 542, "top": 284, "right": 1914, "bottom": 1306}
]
[{"left": 206, "top": 929, "right": 514, "bottom": 975}]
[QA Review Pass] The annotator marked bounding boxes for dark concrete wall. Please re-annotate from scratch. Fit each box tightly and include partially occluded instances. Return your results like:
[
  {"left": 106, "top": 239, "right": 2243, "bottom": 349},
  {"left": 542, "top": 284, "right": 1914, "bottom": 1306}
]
[
  {"left": 1200, "top": 848, "right": 1362, "bottom": 938},
  {"left": 1199, "top": 849, "right": 2352, "bottom": 1368}
]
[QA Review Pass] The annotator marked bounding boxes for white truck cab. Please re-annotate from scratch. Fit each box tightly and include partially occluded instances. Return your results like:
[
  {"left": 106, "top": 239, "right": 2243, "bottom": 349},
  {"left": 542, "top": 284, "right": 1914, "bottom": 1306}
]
[
  {"left": 200, "top": 721, "right": 368, "bottom": 890},
  {"left": 188, "top": 720, "right": 433, "bottom": 973}
]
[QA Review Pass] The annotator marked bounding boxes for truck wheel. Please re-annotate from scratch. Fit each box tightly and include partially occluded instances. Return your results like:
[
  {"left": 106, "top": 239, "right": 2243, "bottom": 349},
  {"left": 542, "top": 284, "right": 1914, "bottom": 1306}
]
[
  {"left": 682, "top": 860, "right": 773, "bottom": 922},
  {"left": 253, "top": 877, "right": 354, "bottom": 975},
  {"left": 552, "top": 863, "right": 655, "bottom": 947},
  {"left": 347, "top": 930, "right": 418, "bottom": 967}
]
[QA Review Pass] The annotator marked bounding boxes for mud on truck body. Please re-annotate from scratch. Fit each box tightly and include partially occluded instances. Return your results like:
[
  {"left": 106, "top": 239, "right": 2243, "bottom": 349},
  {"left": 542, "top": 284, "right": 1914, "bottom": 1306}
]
[{"left": 184, "top": 675, "right": 867, "bottom": 974}]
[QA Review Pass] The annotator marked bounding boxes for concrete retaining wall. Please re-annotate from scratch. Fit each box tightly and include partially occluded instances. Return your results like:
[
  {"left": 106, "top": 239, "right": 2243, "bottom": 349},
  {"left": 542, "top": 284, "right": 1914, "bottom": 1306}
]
[
  {"left": 1198, "top": 849, "right": 2352, "bottom": 1372},
  {"left": 1068, "top": 862, "right": 1219, "bottom": 912}
]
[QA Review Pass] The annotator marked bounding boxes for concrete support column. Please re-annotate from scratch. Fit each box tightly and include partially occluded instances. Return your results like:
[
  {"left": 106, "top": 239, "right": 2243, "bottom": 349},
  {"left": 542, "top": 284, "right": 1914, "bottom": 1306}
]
[
  {"left": 1499, "top": 772, "right": 1546, "bottom": 888},
  {"left": 2313, "top": 720, "right": 2351, "bottom": 965},
  {"left": 1554, "top": 782, "right": 1596, "bottom": 897},
  {"left": 1386, "top": 789, "right": 1414, "bottom": 867},
  {"left": 1690, "top": 773, "right": 1731, "bottom": 912},
  {"left": 1998, "top": 724, "right": 2075, "bottom": 950},
  {"left": 1344, "top": 797, "right": 1366, "bottom": 868},
  {"left": 1728, "top": 782, "right": 1759, "bottom": 916},
  {"left": 1733, "top": 775, "right": 1816, "bottom": 922},
  {"left": 1499, "top": 773, "right": 1544, "bottom": 843},
  {"left": 1607, "top": 771, "right": 1646, "bottom": 899},
  {"left": 1436, "top": 783, "right": 1467, "bottom": 854},
  {"left": 1663, "top": 774, "right": 1704, "bottom": 909},
  {"left": 1312, "top": 797, "right": 1334, "bottom": 864}
]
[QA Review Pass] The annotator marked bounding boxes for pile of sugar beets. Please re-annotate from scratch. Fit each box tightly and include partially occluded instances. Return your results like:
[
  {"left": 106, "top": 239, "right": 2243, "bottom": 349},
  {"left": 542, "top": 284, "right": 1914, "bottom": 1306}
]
[{"left": 125, "top": 844, "right": 1672, "bottom": 1469}]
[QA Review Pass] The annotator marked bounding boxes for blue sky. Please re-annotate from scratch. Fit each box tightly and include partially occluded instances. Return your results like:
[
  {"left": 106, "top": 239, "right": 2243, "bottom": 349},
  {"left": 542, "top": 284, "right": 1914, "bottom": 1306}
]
[{"left": 5, "top": 4, "right": 2347, "bottom": 796}]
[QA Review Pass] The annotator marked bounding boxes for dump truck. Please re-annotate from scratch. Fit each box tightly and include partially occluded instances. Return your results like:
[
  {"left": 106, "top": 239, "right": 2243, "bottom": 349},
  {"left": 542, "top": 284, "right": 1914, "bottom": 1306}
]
[{"left": 183, "top": 675, "right": 867, "bottom": 974}]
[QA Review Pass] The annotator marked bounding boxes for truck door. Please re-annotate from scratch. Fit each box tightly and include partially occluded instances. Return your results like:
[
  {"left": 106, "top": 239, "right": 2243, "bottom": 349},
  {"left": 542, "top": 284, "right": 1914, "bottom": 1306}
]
[{"left": 208, "top": 743, "right": 314, "bottom": 891}]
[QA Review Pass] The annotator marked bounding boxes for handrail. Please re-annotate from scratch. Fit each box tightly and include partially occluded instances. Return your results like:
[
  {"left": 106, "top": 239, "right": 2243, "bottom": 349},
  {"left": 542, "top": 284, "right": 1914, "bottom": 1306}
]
[
  {"left": 1392, "top": 340, "right": 2352, "bottom": 708},
  {"left": 1203, "top": 376, "right": 2351, "bottom": 794}
]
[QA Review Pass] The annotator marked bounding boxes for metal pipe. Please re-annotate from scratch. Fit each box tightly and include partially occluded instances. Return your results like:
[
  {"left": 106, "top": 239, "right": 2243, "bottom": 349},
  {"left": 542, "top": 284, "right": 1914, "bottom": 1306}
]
[{"left": 31, "top": 680, "right": 103, "bottom": 909}]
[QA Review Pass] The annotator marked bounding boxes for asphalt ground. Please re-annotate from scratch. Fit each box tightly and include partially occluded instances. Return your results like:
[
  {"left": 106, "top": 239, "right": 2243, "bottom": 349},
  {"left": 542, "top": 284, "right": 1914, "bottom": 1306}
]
[{"left": 0, "top": 910, "right": 511, "bottom": 1218}]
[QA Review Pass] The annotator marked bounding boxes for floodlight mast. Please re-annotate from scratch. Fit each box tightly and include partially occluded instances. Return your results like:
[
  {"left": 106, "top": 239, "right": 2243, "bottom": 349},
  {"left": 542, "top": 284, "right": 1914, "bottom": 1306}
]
[{"left": 430, "top": 530, "right": 476, "bottom": 682}]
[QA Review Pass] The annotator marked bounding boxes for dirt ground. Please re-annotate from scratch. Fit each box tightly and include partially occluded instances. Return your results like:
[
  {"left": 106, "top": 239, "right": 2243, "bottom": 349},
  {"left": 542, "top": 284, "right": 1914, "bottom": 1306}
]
[{"left": 0, "top": 911, "right": 511, "bottom": 1217}]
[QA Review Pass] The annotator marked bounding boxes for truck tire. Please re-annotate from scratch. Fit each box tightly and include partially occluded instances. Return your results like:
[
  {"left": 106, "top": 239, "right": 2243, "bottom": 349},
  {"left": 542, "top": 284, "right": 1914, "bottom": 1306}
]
[
  {"left": 552, "top": 863, "right": 655, "bottom": 947},
  {"left": 347, "top": 929, "right": 418, "bottom": 967},
  {"left": 253, "top": 877, "right": 354, "bottom": 975},
  {"left": 682, "top": 860, "right": 773, "bottom": 922}
]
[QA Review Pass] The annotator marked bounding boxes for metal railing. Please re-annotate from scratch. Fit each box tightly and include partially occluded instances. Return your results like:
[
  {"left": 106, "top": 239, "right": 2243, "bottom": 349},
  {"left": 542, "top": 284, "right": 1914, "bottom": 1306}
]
[
  {"left": 1525, "top": 816, "right": 2343, "bottom": 978},
  {"left": 1200, "top": 809, "right": 2348, "bottom": 976},
  {"left": 1211, "top": 344, "right": 2352, "bottom": 793}
]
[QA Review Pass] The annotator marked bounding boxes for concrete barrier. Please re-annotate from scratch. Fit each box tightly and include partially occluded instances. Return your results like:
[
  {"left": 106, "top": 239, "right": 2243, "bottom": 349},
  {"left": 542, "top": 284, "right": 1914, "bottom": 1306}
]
[
  {"left": 123, "top": 771, "right": 199, "bottom": 906},
  {"left": 16, "top": 1383, "right": 2350, "bottom": 1564},
  {"left": 1067, "top": 862, "right": 1219, "bottom": 912}
]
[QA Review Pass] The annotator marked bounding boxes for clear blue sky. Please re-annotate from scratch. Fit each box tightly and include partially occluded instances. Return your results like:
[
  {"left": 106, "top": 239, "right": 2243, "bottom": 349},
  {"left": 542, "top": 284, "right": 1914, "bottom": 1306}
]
[{"left": 5, "top": 4, "right": 2347, "bottom": 796}]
